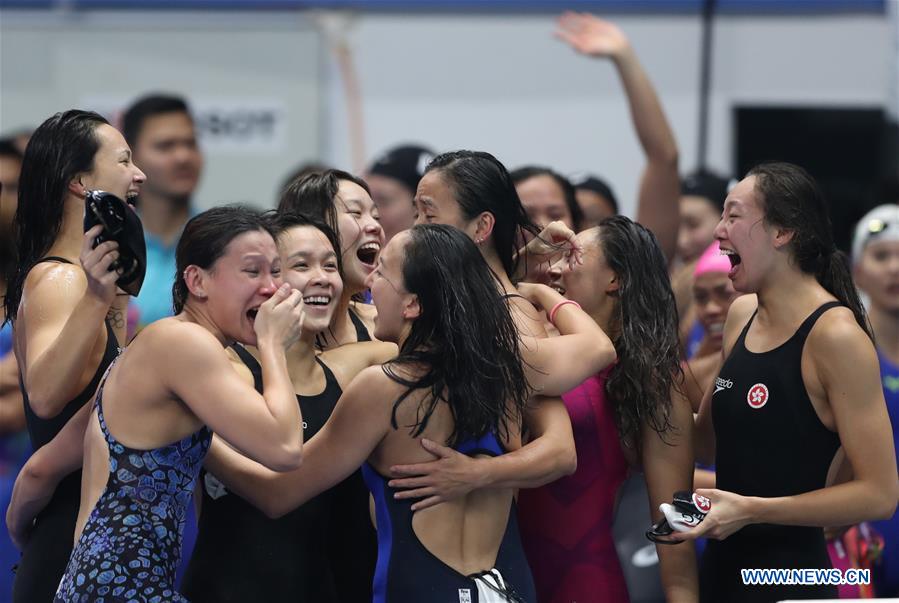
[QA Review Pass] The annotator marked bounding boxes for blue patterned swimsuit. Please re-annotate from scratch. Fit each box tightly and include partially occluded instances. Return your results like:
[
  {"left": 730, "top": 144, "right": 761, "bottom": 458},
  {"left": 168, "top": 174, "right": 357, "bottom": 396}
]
[{"left": 55, "top": 365, "right": 211, "bottom": 603}]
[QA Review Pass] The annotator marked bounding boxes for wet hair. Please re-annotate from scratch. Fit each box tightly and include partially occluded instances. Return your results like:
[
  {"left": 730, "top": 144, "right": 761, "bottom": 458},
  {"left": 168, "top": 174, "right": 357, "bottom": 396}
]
[
  {"left": 121, "top": 94, "right": 192, "bottom": 147},
  {"left": 382, "top": 224, "right": 531, "bottom": 447},
  {"left": 4, "top": 110, "right": 109, "bottom": 324},
  {"left": 424, "top": 151, "right": 539, "bottom": 279},
  {"left": 277, "top": 168, "right": 371, "bottom": 246},
  {"left": 270, "top": 211, "right": 344, "bottom": 279},
  {"left": 511, "top": 166, "right": 585, "bottom": 231},
  {"left": 748, "top": 162, "right": 872, "bottom": 338},
  {"left": 595, "top": 216, "right": 681, "bottom": 453},
  {"left": 172, "top": 205, "right": 276, "bottom": 314},
  {"left": 278, "top": 162, "right": 332, "bottom": 198}
]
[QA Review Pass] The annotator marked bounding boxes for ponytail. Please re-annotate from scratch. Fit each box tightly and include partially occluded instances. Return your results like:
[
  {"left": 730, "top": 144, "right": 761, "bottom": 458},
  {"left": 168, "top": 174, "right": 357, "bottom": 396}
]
[{"left": 817, "top": 249, "right": 873, "bottom": 340}]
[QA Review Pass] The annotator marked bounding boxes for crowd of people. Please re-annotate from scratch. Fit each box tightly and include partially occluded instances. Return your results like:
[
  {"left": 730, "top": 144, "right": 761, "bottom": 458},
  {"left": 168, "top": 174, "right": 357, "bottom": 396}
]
[{"left": 1, "top": 11, "right": 898, "bottom": 603}]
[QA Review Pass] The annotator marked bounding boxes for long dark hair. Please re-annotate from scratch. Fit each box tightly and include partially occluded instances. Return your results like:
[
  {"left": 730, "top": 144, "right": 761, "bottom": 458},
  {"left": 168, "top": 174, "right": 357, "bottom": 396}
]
[
  {"left": 382, "top": 224, "right": 531, "bottom": 446},
  {"left": 424, "top": 151, "right": 539, "bottom": 280},
  {"left": 172, "top": 206, "right": 276, "bottom": 314},
  {"left": 4, "top": 110, "right": 109, "bottom": 324},
  {"left": 749, "top": 162, "right": 872, "bottom": 339},
  {"left": 597, "top": 216, "right": 681, "bottom": 453}
]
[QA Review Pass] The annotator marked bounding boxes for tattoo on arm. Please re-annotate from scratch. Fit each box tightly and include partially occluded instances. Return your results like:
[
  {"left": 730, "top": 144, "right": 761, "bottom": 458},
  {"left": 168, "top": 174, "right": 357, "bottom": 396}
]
[{"left": 106, "top": 306, "right": 125, "bottom": 331}]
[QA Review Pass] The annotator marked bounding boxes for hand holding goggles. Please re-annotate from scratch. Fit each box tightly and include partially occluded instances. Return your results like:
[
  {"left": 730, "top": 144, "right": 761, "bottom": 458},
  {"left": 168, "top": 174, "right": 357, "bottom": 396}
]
[
  {"left": 83, "top": 190, "right": 147, "bottom": 296},
  {"left": 646, "top": 490, "right": 711, "bottom": 544}
]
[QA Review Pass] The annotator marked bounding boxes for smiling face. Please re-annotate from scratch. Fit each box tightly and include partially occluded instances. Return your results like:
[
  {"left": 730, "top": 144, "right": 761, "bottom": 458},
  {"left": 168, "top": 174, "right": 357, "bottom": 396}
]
[
  {"left": 855, "top": 239, "right": 899, "bottom": 315},
  {"left": 714, "top": 175, "right": 781, "bottom": 293},
  {"left": 366, "top": 231, "right": 416, "bottom": 344},
  {"left": 279, "top": 224, "right": 344, "bottom": 335},
  {"left": 80, "top": 124, "right": 146, "bottom": 203},
  {"left": 692, "top": 271, "right": 739, "bottom": 348},
  {"left": 335, "top": 179, "right": 384, "bottom": 294},
  {"left": 548, "top": 227, "right": 617, "bottom": 318},
  {"left": 199, "top": 229, "right": 282, "bottom": 346}
]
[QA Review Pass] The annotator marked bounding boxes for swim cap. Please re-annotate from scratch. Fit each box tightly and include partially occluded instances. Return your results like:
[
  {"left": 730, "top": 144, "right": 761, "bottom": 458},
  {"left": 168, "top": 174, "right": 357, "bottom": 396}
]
[
  {"left": 693, "top": 241, "right": 731, "bottom": 278},
  {"left": 851, "top": 204, "right": 899, "bottom": 265}
]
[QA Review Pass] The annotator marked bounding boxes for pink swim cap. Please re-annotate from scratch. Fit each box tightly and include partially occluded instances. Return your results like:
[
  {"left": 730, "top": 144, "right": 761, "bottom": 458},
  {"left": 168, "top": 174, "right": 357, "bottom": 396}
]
[{"left": 693, "top": 241, "right": 731, "bottom": 278}]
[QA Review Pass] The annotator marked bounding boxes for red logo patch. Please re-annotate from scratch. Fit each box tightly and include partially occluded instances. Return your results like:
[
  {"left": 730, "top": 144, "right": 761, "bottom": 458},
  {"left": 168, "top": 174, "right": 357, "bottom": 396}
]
[
  {"left": 692, "top": 493, "right": 712, "bottom": 513},
  {"left": 747, "top": 383, "right": 769, "bottom": 409}
]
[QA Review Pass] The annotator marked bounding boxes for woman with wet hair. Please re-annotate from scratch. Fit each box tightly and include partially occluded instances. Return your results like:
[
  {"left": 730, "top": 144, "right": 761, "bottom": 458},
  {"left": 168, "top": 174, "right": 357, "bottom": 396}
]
[
  {"left": 688, "top": 163, "right": 898, "bottom": 602},
  {"left": 8, "top": 206, "right": 306, "bottom": 601},
  {"left": 3, "top": 110, "right": 145, "bottom": 602},
  {"left": 512, "top": 215, "right": 697, "bottom": 602},
  {"left": 206, "top": 224, "right": 548, "bottom": 600},
  {"left": 386, "top": 148, "right": 615, "bottom": 514},
  {"left": 183, "top": 213, "right": 395, "bottom": 602},
  {"left": 278, "top": 169, "right": 383, "bottom": 348}
]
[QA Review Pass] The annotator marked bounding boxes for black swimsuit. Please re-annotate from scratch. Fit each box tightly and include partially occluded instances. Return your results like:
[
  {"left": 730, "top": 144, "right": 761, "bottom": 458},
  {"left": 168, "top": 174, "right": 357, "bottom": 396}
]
[
  {"left": 181, "top": 345, "right": 376, "bottom": 602},
  {"left": 13, "top": 257, "right": 120, "bottom": 603},
  {"left": 349, "top": 306, "right": 372, "bottom": 342},
  {"left": 700, "top": 302, "right": 842, "bottom": 602}
]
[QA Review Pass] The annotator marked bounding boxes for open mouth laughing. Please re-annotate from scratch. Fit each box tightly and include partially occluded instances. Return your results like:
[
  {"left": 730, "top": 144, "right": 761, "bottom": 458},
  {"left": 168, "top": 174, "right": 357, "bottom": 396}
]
[
  {"left": 302, "top": 295, "right": 332, "bottom": 307},
  {"left": 356, "top": 242, "right": 381, "bottom": 267},
  {"left": 720, "top": 247, "right": 742, "bottom": 278}
]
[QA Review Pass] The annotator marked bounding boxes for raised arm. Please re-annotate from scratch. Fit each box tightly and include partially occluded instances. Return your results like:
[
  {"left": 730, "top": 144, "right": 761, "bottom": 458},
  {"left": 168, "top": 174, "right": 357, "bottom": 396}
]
[
  {"left": 643, "top": 385, "right": 699, "bottom": 602},
  {"left": 6, "top": 402, "right": 92, "bottom": 549},
  {"left": 18, "top": 227, "right": 120, "bottom": 418},
  {"left": 556, "top": 12, "right": 680, "bottom": 261},
  {"left": 390, "top": 395, "right": 576, "bottom": 511},
  {"left": 203, "top": 365, "right": 392, "bottom": 518},
  {"left": 517, "top": 282, "right": 616, "bottom": 395},
  {"left": 163, "top": 285, "right": 305, "bottom": 472},
  {"left": 685, "top": 312, "right": 898, "bottom": 541}
]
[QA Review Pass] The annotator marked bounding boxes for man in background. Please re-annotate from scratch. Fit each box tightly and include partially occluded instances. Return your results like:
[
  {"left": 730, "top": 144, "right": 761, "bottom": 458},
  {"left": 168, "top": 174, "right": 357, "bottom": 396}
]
[{"left": 121, "top": 94, "right": 204, "bottom": 328}]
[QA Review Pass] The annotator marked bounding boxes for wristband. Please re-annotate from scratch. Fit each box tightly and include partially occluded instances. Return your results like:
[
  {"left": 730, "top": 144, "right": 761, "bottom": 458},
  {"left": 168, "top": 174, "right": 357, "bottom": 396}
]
[{"left": 549, "top": 299, "right": 581, "bottom": 325}]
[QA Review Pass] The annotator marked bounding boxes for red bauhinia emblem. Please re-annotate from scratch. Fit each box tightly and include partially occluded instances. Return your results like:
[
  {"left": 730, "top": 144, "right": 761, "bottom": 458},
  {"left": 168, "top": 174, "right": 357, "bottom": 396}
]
[
  {"left": 692, "top": 493, "right": 712, "bottom": 513},
  {"left": 747, "top": 383, "right": 769, "bottom": 409}
]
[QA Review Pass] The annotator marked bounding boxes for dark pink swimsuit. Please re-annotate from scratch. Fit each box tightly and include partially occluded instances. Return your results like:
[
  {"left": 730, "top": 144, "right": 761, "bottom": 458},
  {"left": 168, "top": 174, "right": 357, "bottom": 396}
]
[{"left": 518, "top": 370, "right": 630, "bottom": 603}]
